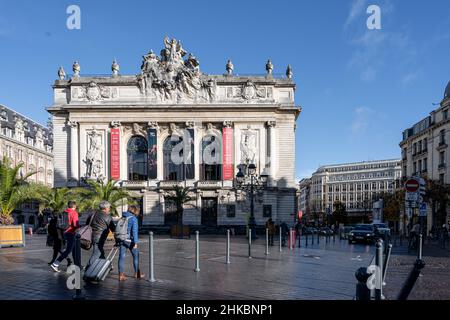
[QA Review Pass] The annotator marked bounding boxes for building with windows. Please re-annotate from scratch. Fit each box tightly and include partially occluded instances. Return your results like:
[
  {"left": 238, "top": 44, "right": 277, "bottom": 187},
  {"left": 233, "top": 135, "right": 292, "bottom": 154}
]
[
  {"left": 47, "top": 38, "right": 301, "bottom": 230},
  {"left": 309, "top": 159, "right": 401, "bottom": 223},
  {"left": 298, "top": 178, "right": 311, "bottom": 221},
  {"left": 0, "top": 104, "right": 53, "bottom": 227},
  {"left": 399, "top": 81, "right": 450, "bottom": 229}
]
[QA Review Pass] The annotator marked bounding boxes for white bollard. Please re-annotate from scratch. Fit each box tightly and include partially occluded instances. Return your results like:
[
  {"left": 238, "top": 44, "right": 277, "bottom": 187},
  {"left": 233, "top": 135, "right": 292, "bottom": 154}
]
[
  {"left": 148, "top": 231, "right": 155, "bottom": 282},
  {"left": 279, "top": 226, "right": 282, "bottom": 252},
  {"left": 226, "top": 229, "right": 230, "bottom": 264},
  {"left": 265, "top": 228, "right": 269, "bottom": 255},
  {"left": 289, "top": 228, "right": 293, "bottom": 250},
  {"left": 194, "top": 231, "right": 200, "bottom": 272}
]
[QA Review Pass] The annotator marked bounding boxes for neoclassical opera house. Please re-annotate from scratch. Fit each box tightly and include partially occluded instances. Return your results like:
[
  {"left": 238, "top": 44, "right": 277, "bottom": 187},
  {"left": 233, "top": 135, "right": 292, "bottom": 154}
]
[{"left": 47, "top": 38, "right": 301, "bottom": 230}]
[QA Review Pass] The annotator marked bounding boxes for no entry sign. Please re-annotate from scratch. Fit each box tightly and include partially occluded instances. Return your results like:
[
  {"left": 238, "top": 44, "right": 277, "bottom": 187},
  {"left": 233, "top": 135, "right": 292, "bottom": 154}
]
[{"left": 405, "top": 178, "right": 420, "bottom": 193}]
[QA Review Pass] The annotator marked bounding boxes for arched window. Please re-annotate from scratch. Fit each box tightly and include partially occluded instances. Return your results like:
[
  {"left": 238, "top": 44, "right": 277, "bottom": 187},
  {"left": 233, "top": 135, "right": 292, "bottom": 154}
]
[
  {"left": 127, "top": 136, "right": 148, "bottom": 181},
  {"left": 163, "top": 135, "right": 185, "bottom": 181},
  {"left": 201, "top": 135, "right": 222, "bottom": 180}
]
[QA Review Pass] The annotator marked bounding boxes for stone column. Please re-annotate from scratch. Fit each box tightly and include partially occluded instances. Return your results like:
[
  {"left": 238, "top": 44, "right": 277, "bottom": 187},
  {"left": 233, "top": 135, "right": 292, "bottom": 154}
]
[
  {"left": 68, "top": 120, "right": 79, "bottom": 184},
  {"left": 267, "top": 120, "right": 277, "bottom": 185}
]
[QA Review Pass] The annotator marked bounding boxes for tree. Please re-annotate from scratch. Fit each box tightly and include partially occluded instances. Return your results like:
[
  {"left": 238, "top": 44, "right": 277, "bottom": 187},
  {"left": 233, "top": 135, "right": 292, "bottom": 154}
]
[
  {"left": 36, "top": 187, "right": 76, "bottom": 215},
  {"left": 0, "top": 156, "right": 39, "bottom": 225},
  {"left": 332, "top": 201, "right": 347, "bottom": 225},
  {"left": 380, "top": 190, "right": 404, "bottom": 223},
  {"left": 164, "top": 186, "right": 195, "bottom": 228},
  {"left": 424, "top": 179, "right": 450, "bottom": 227},
  {"left": 76, "top": 179, "right": 135, "bottom": 216}
]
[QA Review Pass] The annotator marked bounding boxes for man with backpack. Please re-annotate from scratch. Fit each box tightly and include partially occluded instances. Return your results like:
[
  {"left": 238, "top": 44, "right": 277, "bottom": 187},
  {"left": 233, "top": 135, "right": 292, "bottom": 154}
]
[
  {"left": 85, "top": 201, "right": 116, "bottom": 271},
  {"left": 116, "top": 204, "right": 145, "bottom": 281},
  {"left": 50, "top": 201, "right": 79, "bottom": 272},
  {"left": 47, "top": 211, "right": 72, "bottom": 266}
]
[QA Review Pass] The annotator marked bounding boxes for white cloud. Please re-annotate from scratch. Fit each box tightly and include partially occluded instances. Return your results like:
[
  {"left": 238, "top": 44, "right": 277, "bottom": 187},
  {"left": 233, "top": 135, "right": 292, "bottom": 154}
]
[
  {"left": 344, "top": 0, "right": 368, "bottom": 30},
  {"left": 351, "top": 106, "right": 374, "bottom": 135}
]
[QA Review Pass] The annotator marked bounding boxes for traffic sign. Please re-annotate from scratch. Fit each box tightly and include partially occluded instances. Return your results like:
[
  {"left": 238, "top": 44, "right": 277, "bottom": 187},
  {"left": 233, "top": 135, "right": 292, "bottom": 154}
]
[
  {"left": 405, "top": 178, "right": 420, "bottom": 193},
  {"left": 419, "top": 203, "right": 427, "bottom": 216}
]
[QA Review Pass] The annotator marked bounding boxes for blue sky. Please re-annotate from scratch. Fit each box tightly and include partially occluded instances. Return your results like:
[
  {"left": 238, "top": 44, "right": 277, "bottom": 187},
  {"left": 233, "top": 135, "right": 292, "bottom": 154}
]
[{"left": 0, "top": 0, "right": 449, "bottom": 180}]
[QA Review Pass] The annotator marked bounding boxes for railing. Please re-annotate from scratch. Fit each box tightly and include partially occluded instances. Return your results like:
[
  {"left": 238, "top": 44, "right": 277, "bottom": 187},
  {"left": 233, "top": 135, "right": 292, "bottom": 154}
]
[
  {"left": 121, "top": 180, "right": 147, "bottom": 188},
  {"left": 159, "top": 181, "right": 185, "bottom": 188},
  {"left": 197, "top": 180, "right": 222, "bottom": 189}
]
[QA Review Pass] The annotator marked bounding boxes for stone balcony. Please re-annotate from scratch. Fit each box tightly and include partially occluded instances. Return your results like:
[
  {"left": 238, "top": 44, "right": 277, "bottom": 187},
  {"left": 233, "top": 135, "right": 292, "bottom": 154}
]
[
  {"left": 197, "top": 180, "right": 223, "bottom": 189},
  {"left": 120, "top": 180, "right": 147, "bottom": 189}
]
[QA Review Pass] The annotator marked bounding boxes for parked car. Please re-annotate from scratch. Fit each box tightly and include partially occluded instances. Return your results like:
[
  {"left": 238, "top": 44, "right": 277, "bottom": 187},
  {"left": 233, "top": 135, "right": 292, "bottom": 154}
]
[
  {"left": 348, "top": 224, "right": 376, "bottom": 244},
  {"left": 319, "top": 227, "right": 334, "bottom": 236},
  {"left": 372, "top": 223, "right": 391, "bottom": 240},
  {"left": 340, "top": 226, "right": 354, "bottom": 240}
]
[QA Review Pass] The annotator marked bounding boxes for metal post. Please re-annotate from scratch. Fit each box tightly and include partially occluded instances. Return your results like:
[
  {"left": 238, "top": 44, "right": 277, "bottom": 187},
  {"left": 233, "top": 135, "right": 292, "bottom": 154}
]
[
  {"left": 279, "top": 226, "right": 282, "bottom": 252},
  {"left": 382, "top": 243, "right": 392, "bottom": 285},
  {"left": 418, "top": 233, "right": 423, "bottom": 260},
  {"left": 375, "top": 240, "right": 384, "bottom": 300},
  {"left": 333, "top": 231, "right": 335, "bottom": 243},
  {"left": 148, "top": 232, "right": 155, "bottom": 282},
  {"left": 22, "top": 224, "right": 26, "bottom": 247},
  {"left": 397, "top": 259, "right": 426, "bottom": 300},
  {"left": 194, "top": 231, "right": 200, "bottom": 272},
  {"left": 248, "top": 228, "right": 252, "bottom": 258},
  {"left": 289, "top": 228, "right": 293, "bottom": 250},
  {"left": 265, "top": 228, "right": 269, "bottom": 255},
  {"left": 312, "top": 230, "right": 314, "bottom": 244},
  {"left": 73, "top": 234, "right": 85, "bottom": 300},
  {"left": 305, "top": 232, "right": 308, "bottom": 246},
  {"left": 354, "top": 267, "right": 371, "bottom": 300},
  {"left": 298, "top": 229, "right": 301, "bottom": 248},
  {"left": 317, "top": 230, "right": 320, "bottom": 244},
  {"left": 226, "top": 229, "right": 230, "bottom": 264}
]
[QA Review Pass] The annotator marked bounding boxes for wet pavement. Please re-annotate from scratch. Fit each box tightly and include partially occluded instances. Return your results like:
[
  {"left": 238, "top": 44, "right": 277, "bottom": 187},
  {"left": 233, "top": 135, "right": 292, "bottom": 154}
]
[{"left": 0, "top": 233, "right": 448, "bottom": 300}]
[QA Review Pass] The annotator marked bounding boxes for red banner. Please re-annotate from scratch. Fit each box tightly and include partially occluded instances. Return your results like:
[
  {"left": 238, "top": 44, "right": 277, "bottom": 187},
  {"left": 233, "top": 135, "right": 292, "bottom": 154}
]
[
  {"left": 222, "top": 127, "right": 234, "bottom": 180},
  {"left": 110, "top": 128, "right": 120, "bottom": 180}
]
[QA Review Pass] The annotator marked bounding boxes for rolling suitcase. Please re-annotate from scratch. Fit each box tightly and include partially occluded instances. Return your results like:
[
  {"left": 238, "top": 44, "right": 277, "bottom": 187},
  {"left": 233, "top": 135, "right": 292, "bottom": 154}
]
[{"left": 83, "top": 246, "right": 119, "bottom": 282}]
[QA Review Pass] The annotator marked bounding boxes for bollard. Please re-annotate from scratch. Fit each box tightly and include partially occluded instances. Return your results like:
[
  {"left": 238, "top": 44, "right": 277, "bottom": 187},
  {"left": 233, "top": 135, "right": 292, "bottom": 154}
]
[
  {"left": 382, "top": 244, "right": 392, "bottom": 285},
  {"left": 305, "top": 232, "right": 308, "bottom": 246},
  {"left": 397, "top": 259, "right": 426, "bottom": 300},
  {"left": 312, "top": 230, "right": 315, "bottom": 245},
  {"left": 317, "top": 230, "right": 320, "bottom": 244},
  {"left": 354, "top": 267, "right": 371, "bottom": 300},
  {"left": 73, "top": 234, "right": 85, "bottom": 300},
  {"left": 333, "top": 232, "right": 335, "bottom": 243},
  {"left": 226, "top": 229, "right": 230, "bottom": 264},
  {"left": 288, "top": 228, "right": 292, "bottom": 250},
  {"left": 418, "top": 234, "right": 423, "bottom": 260},
  {"left": 375, "top": 239, "right": 384, "bottom": 300},
  {"left": 298, "top": 229, "right": 301, "bottom": 248},
  {"left": 194, "top": 231, "right": 200, "bottom": 272},
  {"left": 400, "top": 233, "right": 403, "bottom": 246},
  {"left": 148, "top": 232, "right": 155, "bottom": 282},
  {"left": 279, "top": 226, "right": 282, "bottom": 252},
  {"left": 248, "top": 229, "right": 252, "bottom": 258},
  {"left": 265, "top": 228, "right": 269, "bottom": 255}
]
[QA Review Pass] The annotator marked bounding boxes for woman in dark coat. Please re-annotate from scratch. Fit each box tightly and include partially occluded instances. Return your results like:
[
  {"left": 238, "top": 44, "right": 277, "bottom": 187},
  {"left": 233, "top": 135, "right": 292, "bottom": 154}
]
[{"left": 47, "top": 212, "right": 72, "bottom": 266}]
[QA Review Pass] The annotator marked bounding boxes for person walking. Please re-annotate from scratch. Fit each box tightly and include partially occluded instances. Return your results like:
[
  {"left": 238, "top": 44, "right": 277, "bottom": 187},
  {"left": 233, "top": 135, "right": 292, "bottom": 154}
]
[
  {"left": 280, "top": 221, "right": 289, "bottom": 247},
  {"left": 117, "top": 205, "right": 145, "bottom": 281},
  {"left": 440, "top": 224, "right": 448, "bottom": 249},
  {"left": 50, "top": 201, "right": 79, "bottom": 272},
  {"left": 47, "top": 212, "right": 72, "bottom": 266},
  {"left": 265, "top": 218, "right": 275, "bottom": 246},
  {"left": 85, "top": 201, "right": 116, "bottom": 271}
]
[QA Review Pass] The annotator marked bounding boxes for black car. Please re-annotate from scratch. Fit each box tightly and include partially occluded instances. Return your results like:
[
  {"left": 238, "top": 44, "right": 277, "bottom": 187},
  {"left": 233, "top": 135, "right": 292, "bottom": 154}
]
[{"left": 348, "top": 224, "right": 376, "bottom": 244}]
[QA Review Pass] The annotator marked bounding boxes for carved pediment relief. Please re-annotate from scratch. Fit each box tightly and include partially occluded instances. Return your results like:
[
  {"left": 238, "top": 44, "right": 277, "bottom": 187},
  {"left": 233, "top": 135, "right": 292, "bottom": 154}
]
[{"left": 71, "top": 82, "right": 116, "bottom": 102}]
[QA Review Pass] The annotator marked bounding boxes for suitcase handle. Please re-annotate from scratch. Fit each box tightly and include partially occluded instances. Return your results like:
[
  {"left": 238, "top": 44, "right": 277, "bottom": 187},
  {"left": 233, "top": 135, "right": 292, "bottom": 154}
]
[{"left": 106, "top": 246, "right": 119, "bottom": 261}]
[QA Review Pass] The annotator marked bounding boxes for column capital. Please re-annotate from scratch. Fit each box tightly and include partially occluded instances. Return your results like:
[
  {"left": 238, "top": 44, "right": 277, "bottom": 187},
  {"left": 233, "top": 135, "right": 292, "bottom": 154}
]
[
  {"left": 223, "top": 121, "right": 234, "bottom": 128},
  {"left": 266, "top": 120, "right": 277, "bottom": 128},
  {"left": 110, "top": 121, "right": 121, "bottom": 128},
  {"left": 67, "top": 120, "right": 78, "bottom": 128},
  {"left": 185, "top": 121, "right": 195, "bottom": 129},
  {"left": 147, "top": 121, "right": 159, "bottom": 129}
]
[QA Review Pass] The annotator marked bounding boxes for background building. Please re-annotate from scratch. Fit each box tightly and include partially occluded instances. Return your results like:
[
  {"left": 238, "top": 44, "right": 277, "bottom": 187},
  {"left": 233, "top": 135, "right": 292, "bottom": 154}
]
[
  {"left": 0, "top": 104, "right": 53, "bottom": 228},
  {"left": 400, "top": 81, "right": 450, "bottom": 231},
  {"left": 309, "top": 159, "right": 401, "bottom": 224},
  {"left": 298, "top": 178, "right": 311, "bottom": 222},
  {"left": 47, "top": 38, "right": 301, "bottom": 231}
]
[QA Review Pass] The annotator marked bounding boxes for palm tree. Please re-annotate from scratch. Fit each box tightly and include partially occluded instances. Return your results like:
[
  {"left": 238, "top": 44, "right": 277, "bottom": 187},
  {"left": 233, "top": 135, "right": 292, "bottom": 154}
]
[
  {"left": 0, "top": 156, "right": 39, "bottom": 225},
  {"left": 76, "top": 179, "right": 135, "bottom": 216},
  {"left": 164, "top": 186, "right": 195, "bottom": 233},
  {"left": 36, "top": 187, "right": 75, "bottom": 215}
]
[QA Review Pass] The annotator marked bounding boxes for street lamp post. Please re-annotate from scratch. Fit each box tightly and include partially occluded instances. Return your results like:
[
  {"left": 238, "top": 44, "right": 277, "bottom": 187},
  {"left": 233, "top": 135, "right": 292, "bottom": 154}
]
[{"left": 236, "top": 163, "right": 269, "bottom": 240}]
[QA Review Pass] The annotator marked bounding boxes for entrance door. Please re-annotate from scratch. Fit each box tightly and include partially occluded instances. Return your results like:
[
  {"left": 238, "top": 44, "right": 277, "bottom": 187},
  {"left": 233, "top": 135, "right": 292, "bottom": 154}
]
[{"left": 201, "top": 198, "right": 218, "bottom": 227}]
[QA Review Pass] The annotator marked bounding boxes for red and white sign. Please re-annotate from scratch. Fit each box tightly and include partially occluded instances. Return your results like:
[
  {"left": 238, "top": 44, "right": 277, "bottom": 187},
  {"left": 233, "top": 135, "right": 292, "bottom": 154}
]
[
  {"left": 405, "top": 178, "right": 419, "bottom": 193},
  {"left": 298, "top": 210, "right": 303, "bottom": 220},
  {"left": 222, "top": 127, "right": 234, "bottom": 180},
  {"left": 110, "top": 128, "right": 120, "bottom": 180}
]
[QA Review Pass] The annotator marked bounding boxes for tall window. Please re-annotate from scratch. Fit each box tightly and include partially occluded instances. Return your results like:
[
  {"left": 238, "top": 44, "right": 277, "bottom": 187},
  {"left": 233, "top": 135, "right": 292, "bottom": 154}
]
[
  {"left": 163, "top": 135, "right": 194, "bottom": 180},
  {"left": 423, "top": 158, "right": 427, "bottom": 172},
  {"left": 440, "top": 151, "right": 445, "bottom": 165},
  {"left": 200, "top": 135, "right": 221, "bottom": 180},
  {"left": 440, "top": 130, "right": 446, "bottom": 144},
  {"left": 127, "top": 136, "right": 148, "bottom": 181}
]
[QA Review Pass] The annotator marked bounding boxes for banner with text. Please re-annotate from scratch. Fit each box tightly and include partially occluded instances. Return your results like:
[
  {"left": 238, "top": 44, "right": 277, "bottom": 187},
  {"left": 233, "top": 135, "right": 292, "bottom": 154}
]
[
  {"left": 147, "top": 128, "right": 157, "bottom": 179},
  {"left": 222, "top": 127, "right": 234, "bottom": 180},
  {"left": 110, "top": 128, "right": 120, "bottom": 180}
]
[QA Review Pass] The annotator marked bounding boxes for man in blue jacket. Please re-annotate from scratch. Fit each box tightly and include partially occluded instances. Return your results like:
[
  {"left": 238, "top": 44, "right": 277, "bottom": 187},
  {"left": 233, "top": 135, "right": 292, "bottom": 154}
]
[{"left": 118, "top": 205, "right": 145, "bottom": 281}]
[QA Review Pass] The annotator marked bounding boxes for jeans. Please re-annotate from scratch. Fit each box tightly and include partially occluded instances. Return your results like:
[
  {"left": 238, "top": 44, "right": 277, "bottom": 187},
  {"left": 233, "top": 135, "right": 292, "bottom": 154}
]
[
  {"left": 118, "top": 242, "right": 139, "bottom": 273},
  {"left": 56, "top": 233, "right": 75, "bottom": 263},
  {"left": 87, "top": 240, "right": 106, "bottom": 270}
]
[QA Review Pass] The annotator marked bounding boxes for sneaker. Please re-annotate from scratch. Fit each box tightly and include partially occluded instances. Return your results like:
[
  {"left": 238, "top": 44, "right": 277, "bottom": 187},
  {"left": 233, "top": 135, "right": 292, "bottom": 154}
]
[{"left": 50, "top": 263, "right": 60, "bottom": 273}]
